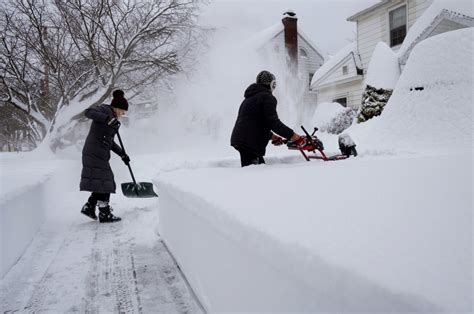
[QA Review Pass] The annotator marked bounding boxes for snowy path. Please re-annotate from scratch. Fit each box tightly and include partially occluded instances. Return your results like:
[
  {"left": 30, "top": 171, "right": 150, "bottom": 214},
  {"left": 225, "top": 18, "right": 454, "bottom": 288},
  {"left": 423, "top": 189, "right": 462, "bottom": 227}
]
[
  {"left": 0, "top": 157, "right": 204, "bottom": 313},
  {"left": 1, "top": 212, "right": 204, "bottom": 313}
]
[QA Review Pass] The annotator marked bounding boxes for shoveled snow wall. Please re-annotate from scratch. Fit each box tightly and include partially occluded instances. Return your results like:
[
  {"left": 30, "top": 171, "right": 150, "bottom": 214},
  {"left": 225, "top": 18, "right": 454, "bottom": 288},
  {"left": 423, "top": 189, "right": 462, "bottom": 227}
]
[
  {"left": 156, "top": 153, "right": 472, "bottom": 312},
  {"left": 0, "top": 180, "right": 47, "bottom": 278},
  {"left": 0, "top": 155, "right": 62, "bottom": 278}
]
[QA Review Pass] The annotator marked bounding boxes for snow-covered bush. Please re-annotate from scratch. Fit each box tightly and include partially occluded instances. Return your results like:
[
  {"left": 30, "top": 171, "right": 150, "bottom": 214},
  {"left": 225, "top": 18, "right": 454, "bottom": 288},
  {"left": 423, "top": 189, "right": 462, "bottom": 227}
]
[
  {"left": 326, "top": 107, "right": 358, "bottom": 134},
  {"left": 357, "top": 42, "right": 399, "bottom": 123},
  {"left": 357, "top": 85, "right": 393, "bottom": 123},
  {"left": 312, "top": 102, "right": 357, "bottom": 134}
]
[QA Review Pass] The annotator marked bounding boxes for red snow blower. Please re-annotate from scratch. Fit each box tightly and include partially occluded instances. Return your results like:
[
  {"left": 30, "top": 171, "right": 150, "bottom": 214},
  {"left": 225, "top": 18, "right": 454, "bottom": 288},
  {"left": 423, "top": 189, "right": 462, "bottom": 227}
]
[{"left": 283, "top": 126, "right": 357, "bottom": 161}]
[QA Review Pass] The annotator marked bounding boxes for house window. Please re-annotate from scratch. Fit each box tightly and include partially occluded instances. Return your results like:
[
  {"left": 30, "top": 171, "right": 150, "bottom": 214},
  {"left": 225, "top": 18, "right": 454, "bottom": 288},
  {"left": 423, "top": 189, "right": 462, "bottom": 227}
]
[
  {"left": 333, "top": 97, "right": 347, "bottom": 107},
  {"left": 389, "top": 5, "right": 407, "bottom": 47},
  {"left": 342, "top": 65, "right": 348, "bottom": 75},
  {"left": 300, "top": 48, "right": 308, "bottom": 58},
  {"left": 309, "top": 72, "right": 314, "bottom": 89}
]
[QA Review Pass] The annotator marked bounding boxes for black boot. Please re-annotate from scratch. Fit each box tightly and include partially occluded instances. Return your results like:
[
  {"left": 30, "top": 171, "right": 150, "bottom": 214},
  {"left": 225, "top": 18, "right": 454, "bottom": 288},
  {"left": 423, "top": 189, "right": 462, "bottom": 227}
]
[
  {"left": 81, "top": 202, "right": 97, "bottom": 220},
  {"left": 98, "top": 205, "right": 121, "bottom": 223}
]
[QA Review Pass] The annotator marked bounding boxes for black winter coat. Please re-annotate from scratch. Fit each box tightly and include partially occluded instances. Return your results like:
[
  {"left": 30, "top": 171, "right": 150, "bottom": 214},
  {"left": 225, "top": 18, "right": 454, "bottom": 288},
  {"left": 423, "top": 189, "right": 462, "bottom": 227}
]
[
  {"left": 231, "top": 83, "right": 294, "bottom": 156},
  {"left": 80, "top": 104, "right": 124, "bottom": 193}
]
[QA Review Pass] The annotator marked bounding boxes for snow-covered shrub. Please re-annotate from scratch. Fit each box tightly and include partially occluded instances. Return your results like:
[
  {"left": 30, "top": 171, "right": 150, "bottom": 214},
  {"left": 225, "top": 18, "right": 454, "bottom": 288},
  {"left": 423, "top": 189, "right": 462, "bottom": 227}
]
[
  {"left": 357, "top": 85, "right": 393, "bottom": 123},
  {"left": 326, "top": 107, "right": 358, "bottom": 134},
  {"left": 357, "top": 41, "right": 399, "bottom": 123}
]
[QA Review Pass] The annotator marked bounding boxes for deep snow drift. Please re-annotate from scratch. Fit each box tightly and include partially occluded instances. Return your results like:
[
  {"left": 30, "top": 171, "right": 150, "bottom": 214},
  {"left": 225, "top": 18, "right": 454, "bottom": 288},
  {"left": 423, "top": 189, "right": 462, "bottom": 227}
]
[{"left": 155, "top": 28, "right": 473, "bottom": 312}]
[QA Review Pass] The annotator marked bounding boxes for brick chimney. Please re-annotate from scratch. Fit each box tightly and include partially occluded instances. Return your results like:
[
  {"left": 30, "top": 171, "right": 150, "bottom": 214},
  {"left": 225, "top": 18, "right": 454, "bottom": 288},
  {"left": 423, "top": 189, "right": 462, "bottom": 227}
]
[{"left": 282, "top": 10, "right": 298, "bottom": 68}]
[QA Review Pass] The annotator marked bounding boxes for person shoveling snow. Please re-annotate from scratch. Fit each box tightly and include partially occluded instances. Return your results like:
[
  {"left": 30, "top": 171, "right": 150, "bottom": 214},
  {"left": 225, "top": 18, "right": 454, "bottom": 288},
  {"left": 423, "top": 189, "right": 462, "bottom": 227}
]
[{"left": 79, "top": 90, "right": 130, "bottom": 223}]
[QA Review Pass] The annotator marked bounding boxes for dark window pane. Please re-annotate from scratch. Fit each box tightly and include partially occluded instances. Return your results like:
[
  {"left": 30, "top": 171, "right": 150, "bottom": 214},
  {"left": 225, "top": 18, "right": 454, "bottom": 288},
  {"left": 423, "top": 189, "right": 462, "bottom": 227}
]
[
  {"left": 333, "top": 97, "right": 347, "bottom": 107},
  {"left": 390, "top": 5, "right": 407, "bottom": 46},
  {"left": 391, "top": 25, "right": 406, "bottom": 46}
]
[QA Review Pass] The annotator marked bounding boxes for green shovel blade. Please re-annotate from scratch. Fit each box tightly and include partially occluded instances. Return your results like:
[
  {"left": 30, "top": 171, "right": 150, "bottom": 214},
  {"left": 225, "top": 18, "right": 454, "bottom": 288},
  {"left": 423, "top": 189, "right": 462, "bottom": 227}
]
[{"left": 121, "top": 182, "right": 158, "bottom": 198}]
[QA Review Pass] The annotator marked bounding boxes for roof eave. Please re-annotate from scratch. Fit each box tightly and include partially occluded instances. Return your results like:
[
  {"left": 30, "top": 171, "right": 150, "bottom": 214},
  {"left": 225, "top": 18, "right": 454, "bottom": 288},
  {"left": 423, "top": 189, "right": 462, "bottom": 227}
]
[{"left": 347, "top": 0, "right": 391, "bottom": 22}]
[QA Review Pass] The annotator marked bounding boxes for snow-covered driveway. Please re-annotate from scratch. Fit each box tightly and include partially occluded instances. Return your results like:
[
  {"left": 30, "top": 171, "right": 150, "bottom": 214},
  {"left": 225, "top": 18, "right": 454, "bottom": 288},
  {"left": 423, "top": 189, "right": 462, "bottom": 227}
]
[{"left": 0, "top": 156, "right": 204, "bottom": 313}]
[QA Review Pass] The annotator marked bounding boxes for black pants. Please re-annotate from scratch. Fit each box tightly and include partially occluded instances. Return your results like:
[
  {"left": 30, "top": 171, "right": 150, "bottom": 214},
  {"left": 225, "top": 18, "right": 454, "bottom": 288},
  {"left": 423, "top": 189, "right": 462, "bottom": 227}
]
[
  {"left": 237, "top": 148, "right": 265, "bottom": 167},
  {"left": 88, "top": 192, "right": 110, "bottom": 207}
]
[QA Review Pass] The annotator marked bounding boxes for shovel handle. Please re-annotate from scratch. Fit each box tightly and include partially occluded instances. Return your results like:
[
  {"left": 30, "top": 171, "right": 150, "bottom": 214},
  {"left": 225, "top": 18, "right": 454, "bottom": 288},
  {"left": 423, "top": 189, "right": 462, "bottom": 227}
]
[{"left": 116, "top": 130, "right": 137, "bottom": 185}]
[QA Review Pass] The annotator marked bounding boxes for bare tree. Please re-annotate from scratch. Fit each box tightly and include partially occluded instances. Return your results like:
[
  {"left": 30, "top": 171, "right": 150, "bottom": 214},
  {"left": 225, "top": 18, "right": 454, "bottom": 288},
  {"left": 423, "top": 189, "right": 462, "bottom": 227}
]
[{"left": 0, "top": 0, "right": 203, "bottom": 151}]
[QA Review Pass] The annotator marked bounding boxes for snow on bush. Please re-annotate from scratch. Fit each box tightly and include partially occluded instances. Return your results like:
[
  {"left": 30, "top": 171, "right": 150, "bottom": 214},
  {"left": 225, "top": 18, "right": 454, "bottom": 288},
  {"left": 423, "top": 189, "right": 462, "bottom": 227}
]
[
  {"left": 357, "top": 42, "right": 399, "bottom": 123},
  {"left": 347, "top": 28, "right": 473, "bottom": 153}
]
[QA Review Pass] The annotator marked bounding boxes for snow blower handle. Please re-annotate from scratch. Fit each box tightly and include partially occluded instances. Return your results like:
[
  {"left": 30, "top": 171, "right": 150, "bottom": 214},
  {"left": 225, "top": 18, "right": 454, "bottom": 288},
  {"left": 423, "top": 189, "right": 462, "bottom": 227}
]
[
  {"left": 301, "top": 126, "right": 312, "bottom": 138},
  {"left": 116, "top": 130, "right": 137, "bottom": 185}
]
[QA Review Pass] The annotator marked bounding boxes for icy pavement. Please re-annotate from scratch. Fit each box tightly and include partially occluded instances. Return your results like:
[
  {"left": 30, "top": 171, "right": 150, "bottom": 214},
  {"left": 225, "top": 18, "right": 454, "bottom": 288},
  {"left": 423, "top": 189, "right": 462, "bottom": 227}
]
[{"left": 0, "top": 210, "right": 204, "bottom": 313}]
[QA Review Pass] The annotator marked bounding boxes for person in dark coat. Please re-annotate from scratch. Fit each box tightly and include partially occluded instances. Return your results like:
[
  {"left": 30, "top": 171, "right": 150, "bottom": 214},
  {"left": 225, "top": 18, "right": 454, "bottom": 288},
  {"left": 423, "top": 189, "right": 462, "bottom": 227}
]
[
  {"left": 80, "top": 90, "right": 130, "bottom": 223},
  {"left": 231, "top": 70, "right": 303, "bottom": 167}
]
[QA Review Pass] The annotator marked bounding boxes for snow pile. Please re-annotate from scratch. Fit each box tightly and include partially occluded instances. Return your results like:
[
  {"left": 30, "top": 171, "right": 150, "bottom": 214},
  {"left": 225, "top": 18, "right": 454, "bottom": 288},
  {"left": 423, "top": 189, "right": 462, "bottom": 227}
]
[
  {"left": 157, "top": 153, "right": 472, "bottom": 312},
  {"left": 398, "top": 0, "right": 474, "bottom": 62},
  {"left": 365, "top": 42, "right": 400, "bottom": 89},
  {"left": 0, "top": 153, "right": 59, "bottom": 278},
  {"left": 347, "top": 28, "right": 473, "bottom": 153},
  {"left": 312, "top": 102, "right": 347, "bottom": 130}
]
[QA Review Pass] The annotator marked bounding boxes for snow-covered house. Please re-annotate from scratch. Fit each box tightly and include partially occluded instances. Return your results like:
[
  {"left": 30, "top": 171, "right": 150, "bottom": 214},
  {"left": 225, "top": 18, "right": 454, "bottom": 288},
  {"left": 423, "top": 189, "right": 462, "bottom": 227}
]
[
  {"left": 252, "top": 11, "right": 325, "bottom": 105},
  {"left": 311, "top": 0, "right": 473, "bottom": 108}
]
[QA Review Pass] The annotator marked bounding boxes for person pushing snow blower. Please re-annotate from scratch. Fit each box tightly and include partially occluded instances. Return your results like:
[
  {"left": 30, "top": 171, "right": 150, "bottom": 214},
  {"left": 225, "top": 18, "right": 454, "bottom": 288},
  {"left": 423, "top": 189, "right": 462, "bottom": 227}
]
[
  {"left": 80, "top": 90, "right": 130, "bottom": 223},
  {"left": 231, "top": 70, "right": 303, "bottom": 167}
]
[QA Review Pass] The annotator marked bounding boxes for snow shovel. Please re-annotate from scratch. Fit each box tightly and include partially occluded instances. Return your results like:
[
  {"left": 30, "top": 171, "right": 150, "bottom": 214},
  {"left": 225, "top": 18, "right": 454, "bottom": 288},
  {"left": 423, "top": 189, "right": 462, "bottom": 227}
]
[{"left": 116, "top": 130, "right": 158, "bottom": 198}]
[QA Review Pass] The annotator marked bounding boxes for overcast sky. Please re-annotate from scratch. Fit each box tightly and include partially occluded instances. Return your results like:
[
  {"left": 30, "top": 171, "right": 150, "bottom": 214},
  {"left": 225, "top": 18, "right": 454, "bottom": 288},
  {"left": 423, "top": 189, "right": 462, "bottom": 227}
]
[{"left": 201, "top": 0, "right": 381, "bottom": 55}]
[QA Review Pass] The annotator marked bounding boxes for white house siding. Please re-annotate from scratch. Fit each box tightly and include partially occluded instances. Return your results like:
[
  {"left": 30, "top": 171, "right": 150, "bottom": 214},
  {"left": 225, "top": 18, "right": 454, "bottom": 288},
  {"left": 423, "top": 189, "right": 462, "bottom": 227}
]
[
  {"left": 317, "top": 79, "right": 364, "bottom": 109},
  {"left": 318, "top": 55, "right": 360, "bottom": 87},
  {"left": 357, "top": 0, "right": 433, "bottom": 70},
  {"left": 408, "top": 0, "right": 434, "bottom": 28},
  {"left": 298, "top": 34, "right": 324, "bottom": 105}
]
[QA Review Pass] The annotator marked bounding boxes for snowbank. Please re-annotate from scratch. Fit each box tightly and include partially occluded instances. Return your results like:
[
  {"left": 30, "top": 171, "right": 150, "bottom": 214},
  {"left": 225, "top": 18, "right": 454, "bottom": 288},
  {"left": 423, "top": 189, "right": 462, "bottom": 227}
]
[
  {"left": 346, "top": 28, "right": 473, "bottom": 153},
  {"left": 398, "top": 0, "right": 474, "bottom": 63},
  {"left": 365, "top": 41, "right": 400, "bottom": 89},
  {"left": 157, "top": 154, "right": 472, "bottom": 312},
  {"left": 0, "top": 153, "right": 57, "bottom": 278},
  {"left": 312, "top": 102, "right": 347, "bottom": 129}
]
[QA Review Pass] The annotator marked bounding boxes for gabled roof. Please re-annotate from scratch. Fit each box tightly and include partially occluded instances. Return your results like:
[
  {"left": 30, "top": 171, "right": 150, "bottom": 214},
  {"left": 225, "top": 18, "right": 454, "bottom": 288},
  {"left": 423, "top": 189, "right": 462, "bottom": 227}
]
[
  {"left": 246, "top": 19, "right": 325, "bottom": 60},
  {"left": 398, "top": 1, "right": 474, "bottom": 64},
  {"left": 347, "top": 0, "right": 390, "bottom": 22},
  {"left": 310, "top": 41, "right": 361, "bottom": 88}
]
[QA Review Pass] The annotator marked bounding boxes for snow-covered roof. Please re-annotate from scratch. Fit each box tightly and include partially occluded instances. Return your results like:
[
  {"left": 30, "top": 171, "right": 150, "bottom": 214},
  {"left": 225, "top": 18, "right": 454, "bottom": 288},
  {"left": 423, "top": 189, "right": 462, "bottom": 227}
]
[
  {"left": 246, "top": 16, "right": 325, "bottom": 59},
  {"left": 398, "top": 0, "right": 474, "bottom": 65},
  {"left": 310, "top": 41, "right": 360, "bottom": 88},
  {"left": 347, "top": 0, "right": 390, "bottom": 22}
]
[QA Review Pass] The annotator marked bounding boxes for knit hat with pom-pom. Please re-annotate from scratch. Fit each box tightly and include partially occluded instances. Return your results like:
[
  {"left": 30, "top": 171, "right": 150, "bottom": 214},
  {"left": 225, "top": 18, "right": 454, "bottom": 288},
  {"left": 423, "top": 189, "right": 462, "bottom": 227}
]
[{"left": 111, "top": 89, "right": 128, "bottom": 110}]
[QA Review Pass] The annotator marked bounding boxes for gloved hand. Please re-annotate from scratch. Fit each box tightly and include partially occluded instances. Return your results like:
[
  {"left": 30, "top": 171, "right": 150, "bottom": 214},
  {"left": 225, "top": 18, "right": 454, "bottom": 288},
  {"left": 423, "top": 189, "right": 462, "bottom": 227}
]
[
  {"left": 271, "top": 134, "right": 284, "bottom": 146},
  {"left": 107, "top": 117, "right": 121, "bottom": 130},
  {"left": 294, "top": 136, "right": 306, "bottom": 147},
  {"left": 121, "top": 153, "right": 130, "bottom": 165}
]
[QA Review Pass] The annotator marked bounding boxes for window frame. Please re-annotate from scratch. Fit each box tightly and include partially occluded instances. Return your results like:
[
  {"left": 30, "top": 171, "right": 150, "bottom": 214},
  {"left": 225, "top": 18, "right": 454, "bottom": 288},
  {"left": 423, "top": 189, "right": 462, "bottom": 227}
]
[
  {"left": 342, "top": 65, "right": 349, "bottom": 75},
  {"left": 300, "top": 48, "right": 308, "bottom": 59},
  {"left": 388, "top": 3, "right": 407, "bottom": 48},
  {"left": 333, "top": 96, "right": 348, "bottom": 107}
]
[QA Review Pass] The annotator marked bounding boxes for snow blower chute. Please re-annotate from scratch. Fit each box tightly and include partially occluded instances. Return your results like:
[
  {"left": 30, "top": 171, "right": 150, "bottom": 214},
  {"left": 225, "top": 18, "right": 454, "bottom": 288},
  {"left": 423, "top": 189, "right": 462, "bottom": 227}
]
[
  {"left": 116, "top": 130, "right": 158, "bottom": 198},
  {"left": 285, "top": 126, "right": 357, "bottom": 161}
]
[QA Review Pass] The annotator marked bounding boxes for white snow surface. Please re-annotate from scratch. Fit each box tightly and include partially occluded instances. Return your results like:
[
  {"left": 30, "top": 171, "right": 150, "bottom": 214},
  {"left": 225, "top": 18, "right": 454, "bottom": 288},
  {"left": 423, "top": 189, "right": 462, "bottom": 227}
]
[
  {"left": 157, "top": 153, "right": 471, "bottom": 312},
  {"left": 398, "top": 0, "right": 474, "bottom": 61},
  {"left": 347, "top": 28, "right": 473, "bottom": 154},
  {"left": 365, "top": 41, "right": 400, "bottom": 89},
  {"left": 312, "top": 102, "right": 347, "bottom": 129},
  {"left": 1, "top": 13, "right": 473, "bottom": 314}
]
